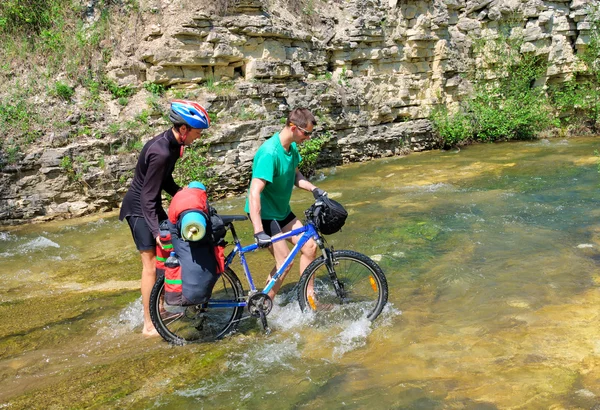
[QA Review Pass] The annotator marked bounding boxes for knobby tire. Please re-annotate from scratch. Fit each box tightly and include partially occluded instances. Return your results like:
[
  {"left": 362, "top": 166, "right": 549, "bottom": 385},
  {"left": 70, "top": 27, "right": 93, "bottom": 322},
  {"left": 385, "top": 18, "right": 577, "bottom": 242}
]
[
  {"left": 150, "top": 268, "right": 244, "bottom": 345},
  {"left": 297, "top": 250, "right": 388, "bottom": 321}
]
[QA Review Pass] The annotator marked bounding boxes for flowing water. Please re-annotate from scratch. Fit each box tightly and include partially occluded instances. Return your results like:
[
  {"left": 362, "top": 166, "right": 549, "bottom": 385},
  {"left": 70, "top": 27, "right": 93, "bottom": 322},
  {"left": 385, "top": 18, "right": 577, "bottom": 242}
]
[{"left": 2, "top": 137, "right": 600, "bottom": 409}]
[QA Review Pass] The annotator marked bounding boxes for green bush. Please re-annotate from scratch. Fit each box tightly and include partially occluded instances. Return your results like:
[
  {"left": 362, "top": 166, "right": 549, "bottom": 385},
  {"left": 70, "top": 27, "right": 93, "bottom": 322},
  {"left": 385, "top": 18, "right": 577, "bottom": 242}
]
[
  {"left": 173, "top": 143, "right": 214, "bottom": 188},
  {"left": 0, "top": 95, "right": 35, "bottom": 132},
  {"left": 432, "top": 31, "right": 553, "bottom": 147},
  {"left": 548, "top": 5, "right": 600, "bottom": 128},
  {"left": 53, "top": 81, "right": 74, "bottom": 101},
  {"left": 470, "top": 87, "right": 552, "bottom": 141},
  {"left": 103, "top": 77, "right": 135, "bottom": 99},
  {"left": 143, "top": 82, "right": 165, "bottom": 96},
  {"left": 430, "top": 106, "right": 473, "bottom": 147},
  {"left": 298, "top": 132, "right": 330, "bottom": 177},
  {"left": 0, "top": 0, "right": 65, "bottom": 35}
]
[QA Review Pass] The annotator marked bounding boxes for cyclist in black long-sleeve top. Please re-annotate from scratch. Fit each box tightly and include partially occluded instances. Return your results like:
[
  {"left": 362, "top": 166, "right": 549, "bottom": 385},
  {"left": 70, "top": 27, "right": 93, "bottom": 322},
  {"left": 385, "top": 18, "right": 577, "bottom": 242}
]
[{"left": 119, "top": 100, "right": 211, "bottom": 337}]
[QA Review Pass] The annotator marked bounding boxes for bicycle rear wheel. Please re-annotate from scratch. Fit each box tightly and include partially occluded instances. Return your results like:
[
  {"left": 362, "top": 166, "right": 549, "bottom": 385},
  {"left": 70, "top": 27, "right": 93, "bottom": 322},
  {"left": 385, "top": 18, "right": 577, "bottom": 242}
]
[
  {"left": 150, "top": 268, "right": 244, "bottom": 345},
  {"left": 297, "top": 250, "right": 388, "bottom": 321}
]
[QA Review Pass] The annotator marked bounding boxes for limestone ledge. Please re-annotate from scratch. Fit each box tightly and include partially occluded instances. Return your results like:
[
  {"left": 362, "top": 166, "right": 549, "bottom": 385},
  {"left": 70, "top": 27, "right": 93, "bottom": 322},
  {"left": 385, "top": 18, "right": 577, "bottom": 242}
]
[{"left": 2, "top": 0, "right": 599, "bottom": 225}]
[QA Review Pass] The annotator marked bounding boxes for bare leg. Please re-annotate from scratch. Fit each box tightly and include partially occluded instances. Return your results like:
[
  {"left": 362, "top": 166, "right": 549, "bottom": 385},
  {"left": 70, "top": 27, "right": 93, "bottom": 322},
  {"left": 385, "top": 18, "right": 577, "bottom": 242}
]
[
  {"left": 265, "top": 219, "right": 318, "bottom": 299},
  {"left": 266, "top": 238, "right": 293, "bottom": 299},
  {"left": 140, "top": 250, "right": 159, "bottom": 337},
  {"left": 287, "top": 219, "right": 318, "bottom": 298}
]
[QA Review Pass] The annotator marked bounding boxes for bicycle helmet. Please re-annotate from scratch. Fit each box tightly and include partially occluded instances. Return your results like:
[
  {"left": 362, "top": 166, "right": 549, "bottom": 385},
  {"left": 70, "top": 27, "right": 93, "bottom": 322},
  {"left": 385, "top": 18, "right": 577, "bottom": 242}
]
[{"left": 169, "top": 100, "right": 210, "bottom": 129}]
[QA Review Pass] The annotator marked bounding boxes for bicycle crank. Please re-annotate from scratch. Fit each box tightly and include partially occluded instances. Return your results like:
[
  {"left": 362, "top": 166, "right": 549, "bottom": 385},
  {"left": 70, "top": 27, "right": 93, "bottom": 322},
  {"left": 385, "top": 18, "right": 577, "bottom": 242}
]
[
  {"left": 248, "top": 293, "right": 273, "bottom": 317},
  {"left": 248, "top": 293, "right": 273, "bottom": 334}
]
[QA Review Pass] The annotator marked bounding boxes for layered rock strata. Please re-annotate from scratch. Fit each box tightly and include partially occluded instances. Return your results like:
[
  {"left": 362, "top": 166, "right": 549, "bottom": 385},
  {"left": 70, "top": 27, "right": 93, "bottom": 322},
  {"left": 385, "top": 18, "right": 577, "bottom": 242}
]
[{"left": 0, "top": 0, "right": 596, "bottom": 224}]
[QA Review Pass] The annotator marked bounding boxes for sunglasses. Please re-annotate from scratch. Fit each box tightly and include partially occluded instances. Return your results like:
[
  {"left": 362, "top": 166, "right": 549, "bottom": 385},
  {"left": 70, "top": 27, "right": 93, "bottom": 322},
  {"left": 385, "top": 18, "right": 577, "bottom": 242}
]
[{"left": 290, "top": 123, "right": 313, "bottom": 137}]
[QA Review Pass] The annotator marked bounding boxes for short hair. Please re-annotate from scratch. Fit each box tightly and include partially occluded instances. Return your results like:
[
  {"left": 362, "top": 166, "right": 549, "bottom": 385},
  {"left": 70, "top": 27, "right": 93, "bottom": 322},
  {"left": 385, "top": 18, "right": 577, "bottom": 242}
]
[
  {"left": 173, "top": 123, "right": 187, "bottom": 133},
  {"left": 286, "top": 108, "right": 316, "bottom": 129}
]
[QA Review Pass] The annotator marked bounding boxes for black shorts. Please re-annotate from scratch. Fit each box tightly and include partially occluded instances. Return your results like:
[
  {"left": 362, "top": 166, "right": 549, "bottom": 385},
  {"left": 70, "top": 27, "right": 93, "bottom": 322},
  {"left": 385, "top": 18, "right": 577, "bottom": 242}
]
[
  {"left": 126, "top": 216, "right": 156, "bottom": 251},
  {"left": 260, "top": 212, "right": 297, "bottom": 236}
]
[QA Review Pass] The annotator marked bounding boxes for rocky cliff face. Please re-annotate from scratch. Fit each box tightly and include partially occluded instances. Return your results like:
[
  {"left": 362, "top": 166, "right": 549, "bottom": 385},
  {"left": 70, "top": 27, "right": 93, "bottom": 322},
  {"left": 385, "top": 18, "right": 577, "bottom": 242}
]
[{"left": 0, "top": 0, "right": 595, "bottom": 225}]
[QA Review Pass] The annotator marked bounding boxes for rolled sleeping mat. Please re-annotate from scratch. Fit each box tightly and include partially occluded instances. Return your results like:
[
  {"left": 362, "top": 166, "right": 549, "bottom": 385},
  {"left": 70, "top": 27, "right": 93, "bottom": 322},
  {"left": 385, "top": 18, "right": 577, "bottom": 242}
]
[{"left": 181, "top": 211, "right": 207, "bottom": 241}]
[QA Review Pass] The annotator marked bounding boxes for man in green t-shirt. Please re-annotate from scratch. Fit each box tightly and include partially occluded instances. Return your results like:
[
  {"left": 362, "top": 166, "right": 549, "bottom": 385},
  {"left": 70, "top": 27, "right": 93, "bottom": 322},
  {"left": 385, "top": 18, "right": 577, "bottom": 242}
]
[{"left": 245, "top": 108, "right": 327, "bottom": 298}]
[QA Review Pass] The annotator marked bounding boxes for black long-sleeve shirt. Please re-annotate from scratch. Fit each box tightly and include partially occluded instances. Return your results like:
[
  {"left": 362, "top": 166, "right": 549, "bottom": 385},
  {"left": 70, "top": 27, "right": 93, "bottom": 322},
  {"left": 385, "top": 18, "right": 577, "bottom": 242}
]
[{"left": 119, "top": 129, "right": 182, "bottom": 238}]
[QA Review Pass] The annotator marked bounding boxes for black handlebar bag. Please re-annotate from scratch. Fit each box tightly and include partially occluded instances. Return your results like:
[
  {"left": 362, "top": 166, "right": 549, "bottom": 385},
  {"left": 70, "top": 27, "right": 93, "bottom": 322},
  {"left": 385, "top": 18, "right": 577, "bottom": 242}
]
[{"left": 167, "top": 220, "right": 221, "bottom": 306}]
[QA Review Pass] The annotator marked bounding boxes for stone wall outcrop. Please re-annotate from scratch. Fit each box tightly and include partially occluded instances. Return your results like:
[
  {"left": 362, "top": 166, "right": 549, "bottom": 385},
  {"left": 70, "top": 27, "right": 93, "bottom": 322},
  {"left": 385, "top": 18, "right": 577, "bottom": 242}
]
[{"left": 0, "top": 0, "right": 597, "bottom": 225}]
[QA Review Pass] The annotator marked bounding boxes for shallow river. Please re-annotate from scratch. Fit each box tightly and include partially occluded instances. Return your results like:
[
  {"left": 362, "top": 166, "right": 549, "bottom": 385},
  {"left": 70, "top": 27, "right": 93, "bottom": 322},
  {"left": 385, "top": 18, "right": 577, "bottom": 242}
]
[{"left": 2, "top": 137, "right": 600, "bottom": 409}]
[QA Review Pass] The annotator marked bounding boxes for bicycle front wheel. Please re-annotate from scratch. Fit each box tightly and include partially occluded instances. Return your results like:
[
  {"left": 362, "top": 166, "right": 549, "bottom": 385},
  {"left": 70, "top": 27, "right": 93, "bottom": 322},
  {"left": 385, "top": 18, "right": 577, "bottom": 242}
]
[
  {"left": 150, "top": 268, "right": 244, "bottom": 345},
  {"left": 298, "top": 250, "right": 388, "bottom": 321}
]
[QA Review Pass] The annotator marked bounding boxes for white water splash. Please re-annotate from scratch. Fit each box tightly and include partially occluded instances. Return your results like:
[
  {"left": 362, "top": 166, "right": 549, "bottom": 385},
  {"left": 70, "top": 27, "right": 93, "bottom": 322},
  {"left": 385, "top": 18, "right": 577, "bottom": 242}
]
[
  {"left": 96, "top": 297, "right": 143, "bottom": 338},
  {"left": 577, "top": 244, "right": 594, "bottom": 248},
  {"left": 0, "top": 232, "right": 15, "bottom": 241},
  {"left": 22, "top": 237, "right": 60, "bottom": 252},
  {"left": 179, "top": 338, "right": 301, "bottom": 399},
  {"left": 332, "top": 317, "right": 373, "bottom": 357},
  {"left": 268, "top": 300, "right": 314, "bottom": 331}
]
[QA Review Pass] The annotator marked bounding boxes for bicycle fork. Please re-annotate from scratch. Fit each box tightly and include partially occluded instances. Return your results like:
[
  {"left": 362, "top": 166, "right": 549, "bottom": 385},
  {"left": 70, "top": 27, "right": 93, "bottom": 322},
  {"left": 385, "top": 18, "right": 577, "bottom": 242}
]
[{"left": 321, "top": 246, "right": 346, "bottom": 300}]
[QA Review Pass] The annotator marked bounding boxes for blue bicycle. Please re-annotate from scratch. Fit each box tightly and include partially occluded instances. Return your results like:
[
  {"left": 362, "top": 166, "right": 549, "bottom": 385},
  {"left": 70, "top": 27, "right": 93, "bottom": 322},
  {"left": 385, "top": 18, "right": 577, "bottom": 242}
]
[{"left": 149, "top": 200, "right": 389, "bottom": 344}]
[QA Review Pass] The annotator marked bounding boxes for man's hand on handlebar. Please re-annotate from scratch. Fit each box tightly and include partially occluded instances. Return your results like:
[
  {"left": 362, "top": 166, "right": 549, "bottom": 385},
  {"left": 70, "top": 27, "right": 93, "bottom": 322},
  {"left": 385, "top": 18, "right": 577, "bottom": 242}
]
[
  {"left": 312, "top": 187, "right": 328, "bottom": 199},
  {"left": 254, "top": 231, "right": 272, "bottom": 248}
]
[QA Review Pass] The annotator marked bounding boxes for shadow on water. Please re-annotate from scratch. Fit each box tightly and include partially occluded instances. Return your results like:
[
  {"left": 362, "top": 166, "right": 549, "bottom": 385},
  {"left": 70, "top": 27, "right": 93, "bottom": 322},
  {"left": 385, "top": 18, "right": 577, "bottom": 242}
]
[{"left": 2, "top": 137, "right": 600, "bottom": 408}]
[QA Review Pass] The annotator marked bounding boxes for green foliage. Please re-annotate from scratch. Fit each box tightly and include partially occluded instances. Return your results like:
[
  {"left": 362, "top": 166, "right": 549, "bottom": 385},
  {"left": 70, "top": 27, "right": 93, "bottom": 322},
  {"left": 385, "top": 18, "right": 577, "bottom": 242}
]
[
  {"left": 53, "top": 81, "right": 74, "bottom": 101},
  {"left": 117, "top": 135, "right": 143, "bottom": 153},
  {"left": 580, "top": 5, "right": 600, "bottom": 82},
  {"left": 106, "top": 122, "right": 120, "bottom": 135},
  {"left": 173, "top": 143, "right": 214, "bottom": 188},
  {"left": 143, "top": 82, "right": 165, "bottom": 96},
  {"left": 337, "top": 67, "right": 349, "bottom": 86},
  {"left": 60, "top": 155, "right": 79, "bottom": 181},
  {"left": 204, "top": 77, "right": 236, "bottom": 96},
  {"left": 316, "top": 72, "right": 333, "bottom": 81},
  {"left": 0, "top": 95, "right": 33, "bottom": 132},
  {"left": 303, "top": 0, "right": 316, "bottom": 15},
  {"left": 0, "top": 0, "right": 65, "bottom": 35},
  {"left": 548, "top": 5, "right": 600, "bottom": 129},
  {"left": 234, "top": 106, "right": 261, "bottom": 121},
  {"left": 432, "top": 31, "right": 553, "bottom": 146},
  {"left": 298, "top": 131, "right": 330, "bottom": 177},
  {"left": 470, "top": 85, "right": 552, "bottom": 141},
  {"left": 103, "top": 77, "right": 135, "bottom": 99},
  {"left": 0, "top": 139, "right": 20, "bottom": 168},
  {"left": 430, "top": 106, "right": 473, "bottom": 147}
]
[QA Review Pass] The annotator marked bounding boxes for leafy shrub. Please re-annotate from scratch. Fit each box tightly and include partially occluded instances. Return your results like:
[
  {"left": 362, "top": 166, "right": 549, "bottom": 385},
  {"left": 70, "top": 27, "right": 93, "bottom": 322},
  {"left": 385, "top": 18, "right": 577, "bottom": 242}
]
[
  {"left": 548, "top": 5, "right": 600, "bottom": 129},
  {"left": 430, "top": 106, "right": 473, "bottom": 147},
  {"left": 433, "top": 31, "right": 553, "bottom": 147},
  {"left": 0, "top": 0, "right": 62, "bottom": 35},
  {"left": 143, "top": 82, "right": 165, "bottom": 96},
  {"left": 103, "top": 77, "right": 135, "bottom": 99},
  {"left": 53, "top": 81, "right": 74, "bottom": 101},
  {"left": 173, "top": 142, "right": 214, "bottom": 188},
  {"left": 298, "top": 132, "right": 330, "bottom": 177}
]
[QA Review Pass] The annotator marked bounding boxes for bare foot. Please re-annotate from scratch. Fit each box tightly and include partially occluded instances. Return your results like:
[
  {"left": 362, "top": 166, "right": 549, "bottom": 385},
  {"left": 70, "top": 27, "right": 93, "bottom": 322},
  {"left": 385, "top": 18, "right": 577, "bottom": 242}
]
[{"left": 142, "top": 327, "right": 160, "bottom": 338}]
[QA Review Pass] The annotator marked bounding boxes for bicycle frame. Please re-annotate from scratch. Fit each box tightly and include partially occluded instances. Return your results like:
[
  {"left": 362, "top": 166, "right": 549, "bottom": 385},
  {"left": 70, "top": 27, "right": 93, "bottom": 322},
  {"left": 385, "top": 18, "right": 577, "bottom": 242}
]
[{"left": 206, "top": 221, "right": 323, "bottom": 309}]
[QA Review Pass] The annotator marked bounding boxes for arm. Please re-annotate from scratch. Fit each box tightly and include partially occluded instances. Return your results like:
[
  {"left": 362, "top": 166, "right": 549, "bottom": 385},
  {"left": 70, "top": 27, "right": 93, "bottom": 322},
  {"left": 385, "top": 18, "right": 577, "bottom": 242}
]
[
  {"left": 248, "top": 177, "right": 267, "bottom": 234},
  {"left": 163, "top": 173, "right": 181, "bottom": 197},
  {"left": 140, "top": 152, "right": 169, "bottom": 240},
  {"left": 295, "top": 169, "right": 318, "bottom": 192},
  {"left": 248, "top": 177, "right": 272, "bottom": 248}
]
